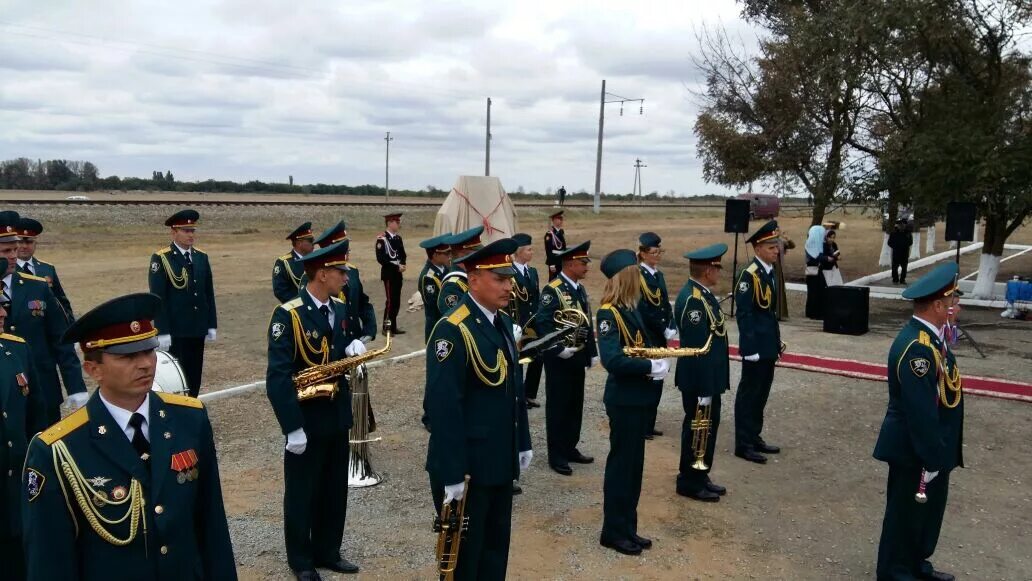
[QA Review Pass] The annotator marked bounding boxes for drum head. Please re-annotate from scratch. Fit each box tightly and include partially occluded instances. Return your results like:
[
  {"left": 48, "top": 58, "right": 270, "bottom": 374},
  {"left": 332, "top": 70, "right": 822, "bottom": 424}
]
[{"left": 152, "top": 350, "right": 188, "bottom": 395}]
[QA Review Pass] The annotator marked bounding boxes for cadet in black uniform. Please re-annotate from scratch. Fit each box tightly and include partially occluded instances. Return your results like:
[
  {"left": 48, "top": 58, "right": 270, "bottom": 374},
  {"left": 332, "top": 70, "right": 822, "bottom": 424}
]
[
  {"left": 375, "top": 212, "right": 407, "bottom": 335},
  {"left": 425, "top": 238, "right": 532, "bottom": 581},
  {"left": 674, "top": 244, "right": 730, "bottom": 502},
  {"left": 874, "top": 263, "right": 964, "bottom": 581},
  {"left": 595, "top": 249, "right": 669, "bottom": 556},
  {"left": 266, "top": 240, "right": 364, "bottom": 580},
  {"left": 0, "top": 269, "right": 47, "bottom": 581},
  {"left": 509, "top": 233, "right": 542, "bottom": 408},
  {"left": 0, "top": 211, "right": 88, "bottom": 423},
  {"left": 542, "top": 211, "right": 567, "bottom": 280},
  {"left": 417, "top": 233, "right": 452, "bottom": 342},
  {"left": 636, "top": 232, "right": 675, "bottom": 439},
  {"left": 314, "top": 222, "right": 377, "bottom": 343},
  {"left": 734, "top": 220, "right": 783, "bottom": 464},
  {"left": 21, "top": 292, "right": 236, "bottom": 581},
  {"left": 15, "top": 217, "right": 74, "bottom": 319},
  {"left": 536, "top": 241, "right": 598, "bottom": 475},
  {"left": 148, "top": 209, "right": 217, "bottom": 398},
  {"left": 273, "top": 222, "right": 315, "bottom": 303}
]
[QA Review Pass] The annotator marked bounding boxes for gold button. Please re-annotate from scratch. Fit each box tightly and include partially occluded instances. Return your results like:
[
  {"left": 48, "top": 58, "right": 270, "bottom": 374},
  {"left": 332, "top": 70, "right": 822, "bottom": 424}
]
[
  {"left": 155, "top": 505, "right": 164, "bottom": 514},
  {"left": 160, "top": 546, "right": 168, "bottom": 555}
]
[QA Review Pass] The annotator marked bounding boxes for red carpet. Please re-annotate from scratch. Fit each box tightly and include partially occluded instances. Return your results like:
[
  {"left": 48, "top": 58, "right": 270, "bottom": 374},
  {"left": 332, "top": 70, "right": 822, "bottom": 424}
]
[{"left": 665, "top": 340, "right": 1032, "bottom": 403}]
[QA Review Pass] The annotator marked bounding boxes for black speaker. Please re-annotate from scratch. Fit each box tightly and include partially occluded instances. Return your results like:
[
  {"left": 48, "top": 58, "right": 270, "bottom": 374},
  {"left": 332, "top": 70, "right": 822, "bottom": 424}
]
[
  {"left": 823, "top": 286, "right": 869, "bottom": 335},
  {"left": 945, "top": 202, "right": 977, "bottom": 242},
  {"left": 725, "top": 199, "right": 750, "bottom": 233}
]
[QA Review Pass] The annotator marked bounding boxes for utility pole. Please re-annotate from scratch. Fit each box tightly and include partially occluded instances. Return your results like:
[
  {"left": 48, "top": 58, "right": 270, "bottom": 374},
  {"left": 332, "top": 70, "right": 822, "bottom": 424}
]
[
  {"left": 632, "top": 158, "right": 646, "bottom": 204},
  {"left": 384, "top": 131, "right": 394, "bottom": 204},
  {"left": 593, "top": 80, "right": 645, "bottom": 214},
  {"left": 485, "top": 97, "right": 492, "bottom": 176}
]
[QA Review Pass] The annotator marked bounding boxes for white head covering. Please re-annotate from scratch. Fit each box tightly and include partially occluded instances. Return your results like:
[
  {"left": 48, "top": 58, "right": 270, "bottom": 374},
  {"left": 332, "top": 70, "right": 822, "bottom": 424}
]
[{"left": 804, "top": 225, "right": 826, "bottom": 259}]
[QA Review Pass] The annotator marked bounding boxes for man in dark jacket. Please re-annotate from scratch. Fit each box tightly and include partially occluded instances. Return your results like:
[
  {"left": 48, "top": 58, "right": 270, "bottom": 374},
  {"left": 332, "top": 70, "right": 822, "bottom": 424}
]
[{"left": 888, "top": 220, "right": 914, "bottom": 285}]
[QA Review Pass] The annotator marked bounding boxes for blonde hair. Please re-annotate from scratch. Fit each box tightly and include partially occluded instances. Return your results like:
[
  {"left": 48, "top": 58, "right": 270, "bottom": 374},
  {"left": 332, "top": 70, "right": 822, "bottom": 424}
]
[{"left": 600, "top": 265, "right": 640, "bottom": 309}]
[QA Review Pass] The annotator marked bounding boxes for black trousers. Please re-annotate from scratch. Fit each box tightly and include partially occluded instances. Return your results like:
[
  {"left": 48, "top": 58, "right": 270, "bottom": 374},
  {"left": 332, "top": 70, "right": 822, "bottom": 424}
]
[
  {"left": 382, "top": 274, "right": 402, "bottom": 331},
  {"left": 646, "top": 379, "right": 662, "bottom": 433},
  {"left": 169, "top": 336, "right": 205, "bottom": 398},
  {"left": 734, "top": 359, "right": 776, "bottom": 450},
  {"left": 283, "top": 433, "right": 350, "bottom": 572},
  {"left": 877, "top": 465, "right": 951, "bottom": 580},
  {"left": 543, "top": 359, "right": 585, "bottom": 466},
  {"left": 891, "top": 254, "right": 909, "bottom": 283},
  {"left": 522, "top": 358, "right": 543, "bottom": 400},
  {"left": 0, "top": 535, "right": 25, "bottom": 580},
  {"left": 805, "top": 274, "right": 826, "bottom": 320},
  {"left": 601, "top": 404, "right": 649, "bottom": 543},
  {"left": 430, "top": 479, "right": 513, "bottom": 581},
  {"left": 677, "top": 392, "right": 722, "bottom": 493}
]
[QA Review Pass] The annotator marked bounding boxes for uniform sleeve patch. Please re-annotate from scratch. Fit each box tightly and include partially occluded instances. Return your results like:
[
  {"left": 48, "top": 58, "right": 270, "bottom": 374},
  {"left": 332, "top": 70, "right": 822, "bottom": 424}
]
[
  {"left": 445, "top": 294, "right": 458, "bottom": 308},
  {"left": 910, "top": 358, "right": 931, "bottom": 377},
  {"left": 271, "top": 322, "right": 285, "bottom": 340},
  {"left": 425, "top": 283, "right": 436, "bottom": 295},
  {"left": 151, "top": 261, "right": 160, "bottom": 273},
  {"left": 688, "top": 310, "right": 702, "bottom": 325},
  {"left": 435, "top": 339, "right": 453, "bottom": 362},
  {"left": 738, "top": 281, "right": 749, "bottom": 294},
  {"left": 26, "top": 468, "right": 45, "bottom": 502},
  {"left": 542, "top": 293, "right": 553, "bottom": 305},
  {"left": 598, "top": 319, "right": 612, "bottom": 336},
  {"left": 273, "top": 265, "right": 281, "bottom": 275}
]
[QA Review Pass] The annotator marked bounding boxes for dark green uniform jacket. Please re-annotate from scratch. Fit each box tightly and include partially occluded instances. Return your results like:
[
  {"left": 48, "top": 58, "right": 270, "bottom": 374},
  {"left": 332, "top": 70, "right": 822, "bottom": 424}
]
[
  {"left": 20, "top": 257, "right": 74, "bottom": 320},
  {"left": 873, "top": 319, "right": 964, "bottom": 473},
  {"left": 509, "top": 263, "right": 540, "bottom": 331},
  {"left": 735, "top": 258, "right": 781, "bottom": 359},
  {"left": 535, "top": 275, "right": 597, "bottom": 364},
  {"left": 637, "top": 265, "right": 672, "bottom": 342},
  {"left": 595, "top": 304, "right": 660, "bottom": 406},
  {"left": 272, "top": 251, "right": 305, "bottom": 304},
  {"left": 437, "top": 271, "right": 469, "bottom": 316},
  {"left": 418, "top": 261, "right": 446, "bottom": 342},
  {"left": 0, "top": 333, "right": 46, "bottom": 538},
  {"left": 342, "top": 265, "right": 377, "bottom": 341},
  {"left": 21, "top": 392, "right": 237, "bottom": 580},
  {"left": 266, "top": 291, "right": 355, "bottom": 437},
  {"left": 4, "top": 272, "right": 86, "bottom": 406},
  {"left": 673, "top": 280, "right": 730, "bottom": 397},
  {"left": 148, "top": 244, "right": 218, "bottom": 338},
  {"left": 425, "top": 295, "right": 531, "bottom": 487}
]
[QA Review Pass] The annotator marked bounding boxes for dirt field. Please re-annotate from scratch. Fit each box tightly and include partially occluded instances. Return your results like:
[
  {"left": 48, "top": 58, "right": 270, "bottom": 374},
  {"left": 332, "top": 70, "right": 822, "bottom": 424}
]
[{"left": 4, "top": 200, "right": 1031, "bottom": 579}]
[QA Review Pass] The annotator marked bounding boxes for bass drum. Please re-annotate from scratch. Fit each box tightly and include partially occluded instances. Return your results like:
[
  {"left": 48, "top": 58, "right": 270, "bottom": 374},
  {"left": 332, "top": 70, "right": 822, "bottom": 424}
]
[{"left": 152, "top": 350, "right": 188, "bottom": 395}]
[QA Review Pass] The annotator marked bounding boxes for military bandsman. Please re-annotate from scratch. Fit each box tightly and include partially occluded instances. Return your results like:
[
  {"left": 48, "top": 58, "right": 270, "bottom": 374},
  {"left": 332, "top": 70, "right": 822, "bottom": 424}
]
[
  {"left": 636, "top": 232, "right": 675, "bottom": 439},
  {"left": 536, "top": 241, "right": 598, "bottom": 476},
  {"left": 266, "top": 240, "right": 365, "bottom": 580},
  {"left": 273, "top": 222, "right": 315, "bottom": 303},
  {"left": 375, "top": 212, "right": 407, "bottom": 335},
  {"left": 417, "top": 233, "right": 453, "bottom": 342},
  {"left": 542, "top": 210, "right": 567, "bottom": 280},
  {"left": 425, "top": 238, "right": 532, "bottom": 580},
  {"left": 508, "top": 233, "right": 542, "bottom": 409},
  {"left": 148, "top": 209, "right": 217, "bottom": 398},
  {"left": 315, "top": 222, "right": 377, "bottom": 343},
  {"left": 436, "top": 226, "right": 484, "bottom": 315},
  {"left": 733, "top": 220, "right": 783, "bottom": 464},
  {"left": 874, "top": 263, "right": 964, "bottom": 581},
  {"left": 595, "top": 249, "right": 669, "bottom": 556},
  {"left": 673, "top": 244, "right": 730, "bottom": 502},
  {"left": 0, "top": 272, "right": 47, "bottom": 581},
  {"left": 21, "top": 292, "right": 237, "bottom": 580},
  {"left": 15, "top": 216, "right": 74, "bottom": 320},
  {"left": 0, "top": 211, "right": 87, "bottom": 423}
]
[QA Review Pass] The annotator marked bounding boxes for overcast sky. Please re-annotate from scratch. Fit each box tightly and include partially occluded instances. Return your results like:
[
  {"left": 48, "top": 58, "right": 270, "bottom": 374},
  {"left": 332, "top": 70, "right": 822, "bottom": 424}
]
[{"left": 0, "top": 0, "right": 760, "bottom": 196}]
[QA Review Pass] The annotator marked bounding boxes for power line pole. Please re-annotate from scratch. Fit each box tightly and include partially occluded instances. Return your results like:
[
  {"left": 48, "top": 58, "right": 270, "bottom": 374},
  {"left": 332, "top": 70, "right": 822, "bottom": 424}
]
[
  {"left": 485, "top": 97, "right": 492, "bottom": 176},
  {"left": 384, "top": 131, "right": 394, "bottom": 204},
  {"left": 593, "top": 80, "right": 645, "bottom": 214},
  {"left": 632, "top": 158, "right": 646, "bottom": 204}
]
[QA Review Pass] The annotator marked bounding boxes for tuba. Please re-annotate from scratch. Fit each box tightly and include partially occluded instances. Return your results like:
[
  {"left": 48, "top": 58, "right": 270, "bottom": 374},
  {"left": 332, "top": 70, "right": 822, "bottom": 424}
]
[
  {"left": 434, "top": 475, "right": 471, "bottom": 581},
  {"left": 293, "top": 327, "right": 393, "bottom": 401},
  {"left": 347, "top": 362, "right": 383, "bottom": 487},
  {"left": 555, "top": 308, "right": 590, "bottom": 351}
]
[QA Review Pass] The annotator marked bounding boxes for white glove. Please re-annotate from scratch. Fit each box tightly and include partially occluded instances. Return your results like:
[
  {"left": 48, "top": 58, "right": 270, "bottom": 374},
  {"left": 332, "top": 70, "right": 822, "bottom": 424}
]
[
  {"left": 157, "top": 334, "right": 172, "bottom": 351},
  {"left": 589, "top": 356, "right": 600, "bottom": 368},
  {"left": 285, "top": 428, "right": 308, "bottom": 455},
  {"left": 512, "top": 324, "right": 523, "bottom": 344},
  {"left": 648, "top": 359, "right": 670, "bottom": 380},
  {"left": 205, "top": 328, "right": 217, "bottom": 342},
  {"left": 66, "top": 392, "right": 89, "bottom": 410},
  {"left": 557, "top": 347, "right": 577, "bottom": 359},
  {"left": 345, "top": 339, "right": 367, "bottom": 357},
  {"left": 742, "top": 353, "right": 760, "bottom": 362},
  {"left": 923, "top": 470, "right": 939, "bottom": 484},
  {"left": 443, "top": 482, "right": 466, "bottom": 503},
  {"left": 663, "top": 327, "right": 677, "bottom": 340},
  {"left": 519, "top": 450, "right": 533, "bottom": 473},
  {"left": 390, "top": 260, "right": 401, "bottom": 266},
  {"left": 698, "top": 396, "right": 713, "bottom": 406},
  {"left": 360, "top": 335, "right": 374, "bottom": 344}
]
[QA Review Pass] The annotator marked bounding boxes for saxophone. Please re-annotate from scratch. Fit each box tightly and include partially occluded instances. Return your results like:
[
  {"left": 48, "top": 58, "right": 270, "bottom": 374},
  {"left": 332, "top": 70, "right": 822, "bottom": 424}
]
[
  {"left": 622, "top": 334, "right": 713, "bottom": 358},
  {"left": 294, "top": 326, "right": 393, "bottom": 401},
  {"left": 434, "top": 475, "right": 471, "bottom": 581}
]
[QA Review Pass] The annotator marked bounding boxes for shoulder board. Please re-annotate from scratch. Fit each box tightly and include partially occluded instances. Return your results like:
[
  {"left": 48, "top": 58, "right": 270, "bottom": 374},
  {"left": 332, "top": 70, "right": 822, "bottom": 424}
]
[
  {"left": 600, "top": 303, "right": 613, "bottom": 311},
  {"left": 548, "top": 278, "right": 563, "bottom": 289},
  {"left": 345, "top": 262, "right": 358, "bottom": 270},
  {"left": 39, "top": 406, "right": 89, "bottom": 445},
  {"left": 330, "top": 296, "right": 345, "bottom": 304},
  {"left": 156, "top": 392, "right": 204, "bottom": 409},
  {"left": 156, "top": 247, "right": 173, "bottom": 255},
  {"left": 447, "top": 304, "right": 470, "bottom": 325},
  {"left": 692, "top": 287, "right": 703, "bottom": 300},
  {"left": 376, "top": 234, "right": 386, "bottom": 240},
  {"left": 280, "top": 297, "right": 304, "bottom": 311},
  {"left": 36, "top": 259, "right": 54, "bottom": 267},
  {"left": 917, "top": 330, "right": 932, "bottom": 348},
  {"left": 279, "top": 253, "right": 293, "bottom": 261},
  {"left": 0, "top": 333, "right": 26, "bottom": 343},
  {"left": 192, "top": 246, "right": 205, "bottom": 254},
  {"left": 20, "top": 273, "right": 48, "bottom": 283},
  {"left": 745, "top": 263, "right": 758, "bottom": 273}
]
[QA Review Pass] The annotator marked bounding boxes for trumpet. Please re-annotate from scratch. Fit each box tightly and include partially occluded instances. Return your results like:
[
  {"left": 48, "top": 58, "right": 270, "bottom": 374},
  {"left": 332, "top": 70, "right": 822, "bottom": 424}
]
[
  {"left": 690, "top": 402, "right": 712, "bottom": 471},
  {"left": 434, "top": 475, "right": 471, "bottom": 580},
  {"left": 555, "top": 308, "right": 590, "bottom": 351},
  {"left": 623, "top": 334, "right": 713, "bottom": 358},
  {"left": 293, "top": 324, "right": 393, "bottom": 401}
]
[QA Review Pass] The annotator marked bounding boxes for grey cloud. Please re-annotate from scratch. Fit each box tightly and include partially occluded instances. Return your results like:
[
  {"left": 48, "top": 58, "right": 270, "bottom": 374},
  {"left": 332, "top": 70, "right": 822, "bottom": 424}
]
[{"left": 0, "top": 37, "right": 88, "bottom": 72}]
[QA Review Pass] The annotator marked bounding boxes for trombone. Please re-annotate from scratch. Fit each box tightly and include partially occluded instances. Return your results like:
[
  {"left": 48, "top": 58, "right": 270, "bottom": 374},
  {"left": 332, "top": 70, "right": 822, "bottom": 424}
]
[{"left": 434, "top": 475, "right": 470, "bottom": 581}]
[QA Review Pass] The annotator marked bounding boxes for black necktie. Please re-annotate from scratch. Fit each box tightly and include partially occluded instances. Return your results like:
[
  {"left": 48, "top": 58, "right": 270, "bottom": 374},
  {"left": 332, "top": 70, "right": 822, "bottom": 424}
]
[
  {"left": 319, "top": 304, "right": 331, "bottom": 326},
  {"left": 184, "top": 251, "right": 192, "bottom": 265},
  {"left": 18, "top": 262, "right": 32, "bottom": 275},
  {"left": 128, "top": 413, "right": 150, "bottom": 459}
]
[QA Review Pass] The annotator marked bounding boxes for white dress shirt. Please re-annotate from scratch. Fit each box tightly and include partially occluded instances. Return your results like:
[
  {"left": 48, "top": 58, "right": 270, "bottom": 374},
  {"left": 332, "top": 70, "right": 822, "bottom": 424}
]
[
  {"left": 99, "top": 391, "right": 151, "bottom": 443},
  {"left": 640, "top": 262, "right": 658, "bottom": 276},
  {"left": 173, "top": 242, "right": 193, "bottom": 260},
  {"left": 756, "top": 257, "right": 774, "bottom": 274},
  {"left": 16, "top": 258, "right": 34, "bottom": 274},
  {"left": 560, "top": 272, "right": 580, "bottom": 291}
]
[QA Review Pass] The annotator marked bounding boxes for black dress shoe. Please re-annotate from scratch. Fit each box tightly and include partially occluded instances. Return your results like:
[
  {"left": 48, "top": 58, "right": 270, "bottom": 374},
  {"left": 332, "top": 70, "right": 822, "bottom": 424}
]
[
  {"left": 512, "top": 482, "right": 523, "bottom": 495},
  {"left": 704, "top": 479, "right": 727, "bottom": 496},
  {"left": 526, "top": 399, "right": 541, "bottom": 409},
  {"left": 294, "top": 570, "right": 322, "bottom": 581},
  {"left": 569, "top": 451, "right": 594, "bottom": 464},
  {"left": 551, "top": 463, "right": 573, "bottom": 476},
  {"left": 649, "top": 429, "right": 663, "bottom": 437},
  {"left": 755, "top": 441, "right": 780, "bottom": 454},
  {"left": 677, "top": 488, "right": 720, "bottom": 502},
  {"left": 600, "top": 536, "right": 642, "bottom": 555},
  {"left": 392, "top": 328, "right": 406, "bottom": 335},
  {"left": 735, "top": 448, "right": 768, "bottom": 464},
  {"left": 920, "top": 571, "right": 955, "bottom": 581},
  {"left": 630, "top": 534, "right": 652, "bottom": 549},
  {"left": 644, "top": 433, "right": 654, "bottom": 440},
  {"left": 316, "top": 559, "right": 359, "bottom": 574}
]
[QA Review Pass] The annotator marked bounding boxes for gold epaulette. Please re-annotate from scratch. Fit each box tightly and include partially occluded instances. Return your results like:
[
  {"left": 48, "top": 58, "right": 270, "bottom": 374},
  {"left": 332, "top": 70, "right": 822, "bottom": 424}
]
[
  {"left": 279, "top": 253, "right": 293, "bottom": 261},
  {"left": 345, "top": 262, "right": 358, "bottom": 269},
  {"left": 36, "top": 258, "right": 54, "bottom": 267},
  {"left": 0, "top": 332, "right": 26, "bottom": 343},
  {"left": 917, "top": 330, "right": 932, "bottom": 348},
  {"left": 192, "top": 246, "right": 205, "bottom": 254},
  {"left": 19, "top": 273, "right": 48, "bottom": 283},
  {"left": 548, "top": 278, "right": 563, "bottom": 289},
  {"left": 39, "top": 406, "right": 89, "bottom": 445},
  {"left": 745, "top": 263, "right": 758, "bottom": 273},
  {"left": 156, "top": 247, "right": 173, "bottom": 255},
  {"left": 447, "top": 304, "right": 470, "bottom": 325},
  {"left": 156, "top": 392, "right": 204, "bottom": 409},
  {"left": 331, "top": 296, "right": 345, "bottom": 304},
  {"left": 692, "top": 287, "right": 703, "bottom": 300},
  {"left": 280, "top": 297, "right": 304, "bottom": 311}
]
